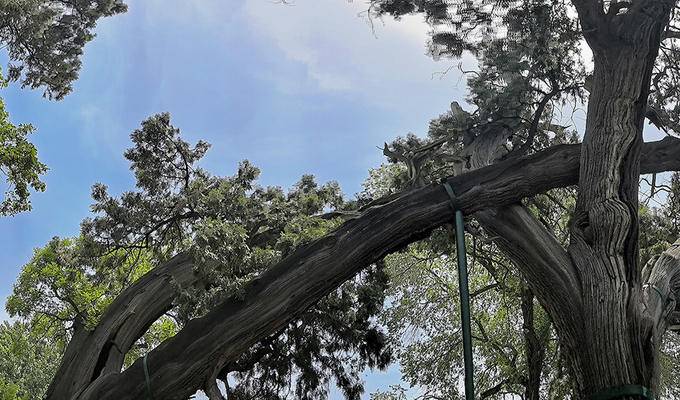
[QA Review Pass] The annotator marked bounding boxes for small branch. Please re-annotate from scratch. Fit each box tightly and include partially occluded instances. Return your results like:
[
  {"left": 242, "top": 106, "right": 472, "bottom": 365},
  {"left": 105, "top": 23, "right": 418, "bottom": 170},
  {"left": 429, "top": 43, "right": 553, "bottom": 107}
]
[{"left": 510, "top": 88, "right": 562, "bottom": 158}]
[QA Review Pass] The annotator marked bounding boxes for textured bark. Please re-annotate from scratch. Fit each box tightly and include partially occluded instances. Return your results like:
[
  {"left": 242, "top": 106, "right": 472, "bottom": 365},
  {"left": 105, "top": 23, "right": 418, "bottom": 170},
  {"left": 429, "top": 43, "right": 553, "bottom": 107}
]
[
  {"left": 566, "top": 0, "right": 676, "bottom": 396},
  {"left": 640, "top": 239, "right": 680, "bottom": 389},
  {"left": 46, "top": 254, "right": 197, "bottom": 400},
  {"left": 47, "top": 138, "right": 679, "bottom": 400},
  {"left": 521, "top": 289, "right": 547, "bottom": 400}
]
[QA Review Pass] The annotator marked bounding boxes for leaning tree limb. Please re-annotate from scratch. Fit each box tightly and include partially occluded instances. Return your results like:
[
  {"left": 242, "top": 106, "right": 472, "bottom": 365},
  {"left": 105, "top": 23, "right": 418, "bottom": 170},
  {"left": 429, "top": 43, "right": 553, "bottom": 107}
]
[
  {"left": 50, "top": 137, "right": 680, "bottom": 400},
  {"left": 46, "top": 254, "right": 196, "bottom": 399},
  {"left": 475, "top": 206, "right": 581, "bottom": 348}
]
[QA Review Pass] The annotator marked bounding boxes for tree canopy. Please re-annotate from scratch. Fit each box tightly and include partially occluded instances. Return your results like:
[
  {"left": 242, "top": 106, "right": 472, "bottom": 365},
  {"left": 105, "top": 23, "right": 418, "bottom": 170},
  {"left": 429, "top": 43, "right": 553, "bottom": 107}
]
[{"left": 1, "top": 0, "right": 127, "bottom": 100}]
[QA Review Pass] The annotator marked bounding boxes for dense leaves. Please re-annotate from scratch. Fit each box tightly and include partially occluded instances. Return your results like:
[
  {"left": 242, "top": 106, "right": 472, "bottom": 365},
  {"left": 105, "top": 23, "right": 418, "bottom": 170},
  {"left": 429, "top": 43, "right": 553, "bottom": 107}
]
[
  {"left": 6, "top": 237, "right": 153, "bottom": 336},
  {"left": 0, "top": 321, "right": 61, "bottom": 400},
  {"left": 0, "top": 0, "right": 127, "bottom": 99},
  {"left": 0, "top": 77, "right": 46, "bottom": 215}
]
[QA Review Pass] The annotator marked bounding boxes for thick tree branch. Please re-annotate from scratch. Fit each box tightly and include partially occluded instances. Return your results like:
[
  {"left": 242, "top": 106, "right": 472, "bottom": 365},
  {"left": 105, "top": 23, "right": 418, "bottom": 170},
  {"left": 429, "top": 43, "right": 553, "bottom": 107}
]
[
  {"left": 56, "top": 138, "right": 680, "bottom": 400},
  {"left": 476, "top": 205, "right": 581, "bottom": 345},
  {"left": 46, "top": 254, "right": 198, "bottom": 400}
]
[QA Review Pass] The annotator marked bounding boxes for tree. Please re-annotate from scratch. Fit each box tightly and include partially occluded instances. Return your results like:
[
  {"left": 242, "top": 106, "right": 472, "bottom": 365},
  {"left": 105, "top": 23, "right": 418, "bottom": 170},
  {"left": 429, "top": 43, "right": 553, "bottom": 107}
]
[
  {"left": 0, "top": 0, "right": 127, "bottom": 213},
  {"left": 8, "top": 0, "right": 680, "bottom": 399},
  {"left": 0, "top": 321, "right": 60, "bottom": 400},
  {"left": 369, "top": 0, "right": 680, "bottom": 398}
]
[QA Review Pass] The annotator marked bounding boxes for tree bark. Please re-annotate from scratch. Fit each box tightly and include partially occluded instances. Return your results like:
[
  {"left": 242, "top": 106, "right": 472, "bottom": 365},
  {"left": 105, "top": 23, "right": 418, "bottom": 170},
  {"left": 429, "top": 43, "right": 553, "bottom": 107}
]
[
  {"left": 566, "top": 0, "right": 676, "bottom": 396},
  {"left": 45, "top": 137, "right": 679, "bottom": 400},
  {"left": 521, "top": 289, "right": 547, "bottom": 400},
  {"left": 46, "top": 254, "right": 197, "bottom": 400}
]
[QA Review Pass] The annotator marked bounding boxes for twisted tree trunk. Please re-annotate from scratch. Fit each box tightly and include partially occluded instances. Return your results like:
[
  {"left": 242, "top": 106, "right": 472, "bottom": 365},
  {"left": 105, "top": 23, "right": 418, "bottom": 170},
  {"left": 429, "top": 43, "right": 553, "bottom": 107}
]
[{"left": 566, "top": 1, "right": 675, "bottom": 396}]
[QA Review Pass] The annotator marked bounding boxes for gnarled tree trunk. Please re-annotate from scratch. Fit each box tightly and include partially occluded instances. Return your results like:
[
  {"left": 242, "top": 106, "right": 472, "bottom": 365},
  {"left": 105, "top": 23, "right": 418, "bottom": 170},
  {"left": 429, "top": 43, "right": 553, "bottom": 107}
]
[{"left": 566, "top": 1, "right": 674, "bottom": 396}]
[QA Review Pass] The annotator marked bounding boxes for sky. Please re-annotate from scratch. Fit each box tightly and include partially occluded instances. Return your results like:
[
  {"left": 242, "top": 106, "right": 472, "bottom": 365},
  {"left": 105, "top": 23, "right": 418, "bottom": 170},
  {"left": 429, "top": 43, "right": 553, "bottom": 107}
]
[{"left": 0, "top": 0, "right": 472, "bottom": 397}]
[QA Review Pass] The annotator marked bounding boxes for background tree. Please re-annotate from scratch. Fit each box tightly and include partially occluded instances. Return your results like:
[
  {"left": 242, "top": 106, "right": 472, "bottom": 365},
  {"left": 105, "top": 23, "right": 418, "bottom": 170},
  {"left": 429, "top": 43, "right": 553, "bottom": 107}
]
[
  {"left": 0, "top": 0, "right": 127, "bottom": 100},
  {"left": 0, "top": 321, "right": 61, "bottom": 400},
  {"left": 0, "top": 75, "right": 45, "bottom": 215}
]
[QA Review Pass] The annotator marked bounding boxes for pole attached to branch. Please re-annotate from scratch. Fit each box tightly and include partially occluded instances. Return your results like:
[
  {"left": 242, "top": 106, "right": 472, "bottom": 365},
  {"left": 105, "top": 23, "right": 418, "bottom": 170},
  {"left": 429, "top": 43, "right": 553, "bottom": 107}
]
[{"left": 443, "top": 182, "right": 475, "bottom": 400}]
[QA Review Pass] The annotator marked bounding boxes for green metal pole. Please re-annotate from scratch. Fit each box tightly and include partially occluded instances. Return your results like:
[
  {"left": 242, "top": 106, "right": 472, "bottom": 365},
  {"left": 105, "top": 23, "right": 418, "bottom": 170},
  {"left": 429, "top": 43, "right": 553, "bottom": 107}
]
[
  {"left": 455, "top": 209, "right": 475, "bottom": 400},
  {"left": 443, "top": 182, "right": 474, "bottom": 399}
]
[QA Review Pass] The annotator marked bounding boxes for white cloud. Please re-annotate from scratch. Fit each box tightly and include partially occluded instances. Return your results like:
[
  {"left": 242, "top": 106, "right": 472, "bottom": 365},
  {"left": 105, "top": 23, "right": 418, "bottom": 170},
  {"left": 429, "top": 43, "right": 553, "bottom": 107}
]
[
  {"left": 242, "top": 0, "right": 474, "bottom": 107},
  {"left": 125, "top": 0, "right": 239, "bottom": 26}
]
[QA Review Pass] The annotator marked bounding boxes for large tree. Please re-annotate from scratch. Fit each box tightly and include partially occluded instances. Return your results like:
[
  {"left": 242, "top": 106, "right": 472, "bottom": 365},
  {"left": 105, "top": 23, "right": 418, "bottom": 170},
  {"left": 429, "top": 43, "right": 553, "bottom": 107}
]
[{"left": 11, "top": 0, "right": 680, "bottom": 399}]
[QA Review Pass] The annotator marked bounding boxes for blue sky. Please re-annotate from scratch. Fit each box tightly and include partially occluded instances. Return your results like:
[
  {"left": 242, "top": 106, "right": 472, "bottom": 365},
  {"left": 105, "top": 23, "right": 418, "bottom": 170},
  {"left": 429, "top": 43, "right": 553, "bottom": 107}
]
[{"left": 0, "top": 0, "right": 470, "bottom": 397}]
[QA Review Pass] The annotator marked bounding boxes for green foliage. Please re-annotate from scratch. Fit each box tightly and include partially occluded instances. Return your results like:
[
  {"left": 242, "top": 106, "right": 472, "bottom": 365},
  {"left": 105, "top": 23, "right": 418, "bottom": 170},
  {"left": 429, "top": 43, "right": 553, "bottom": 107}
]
[
  {"left": 229, "top": 264, "right": 391, "bottom": 400},
  {"left": 0, "top": 378, "right": 23, "bottom": 400},
  {"left": 0, "top": 0, "right": 127, "bottom": 99},
  {"left": 0, "top": 321, "right": 61, "bottom": 400},
  {"left": 7, "top": 237, "right": 153, "bottom": 335},
  {"left": 371, "top": 225, "right": 570, "bottom": 398},
  {"left": 660, "top": 333, "right": 680, "bottom": 399},
  {"left": 0, "top": 73, "right": 47, "bottom": 215}
]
